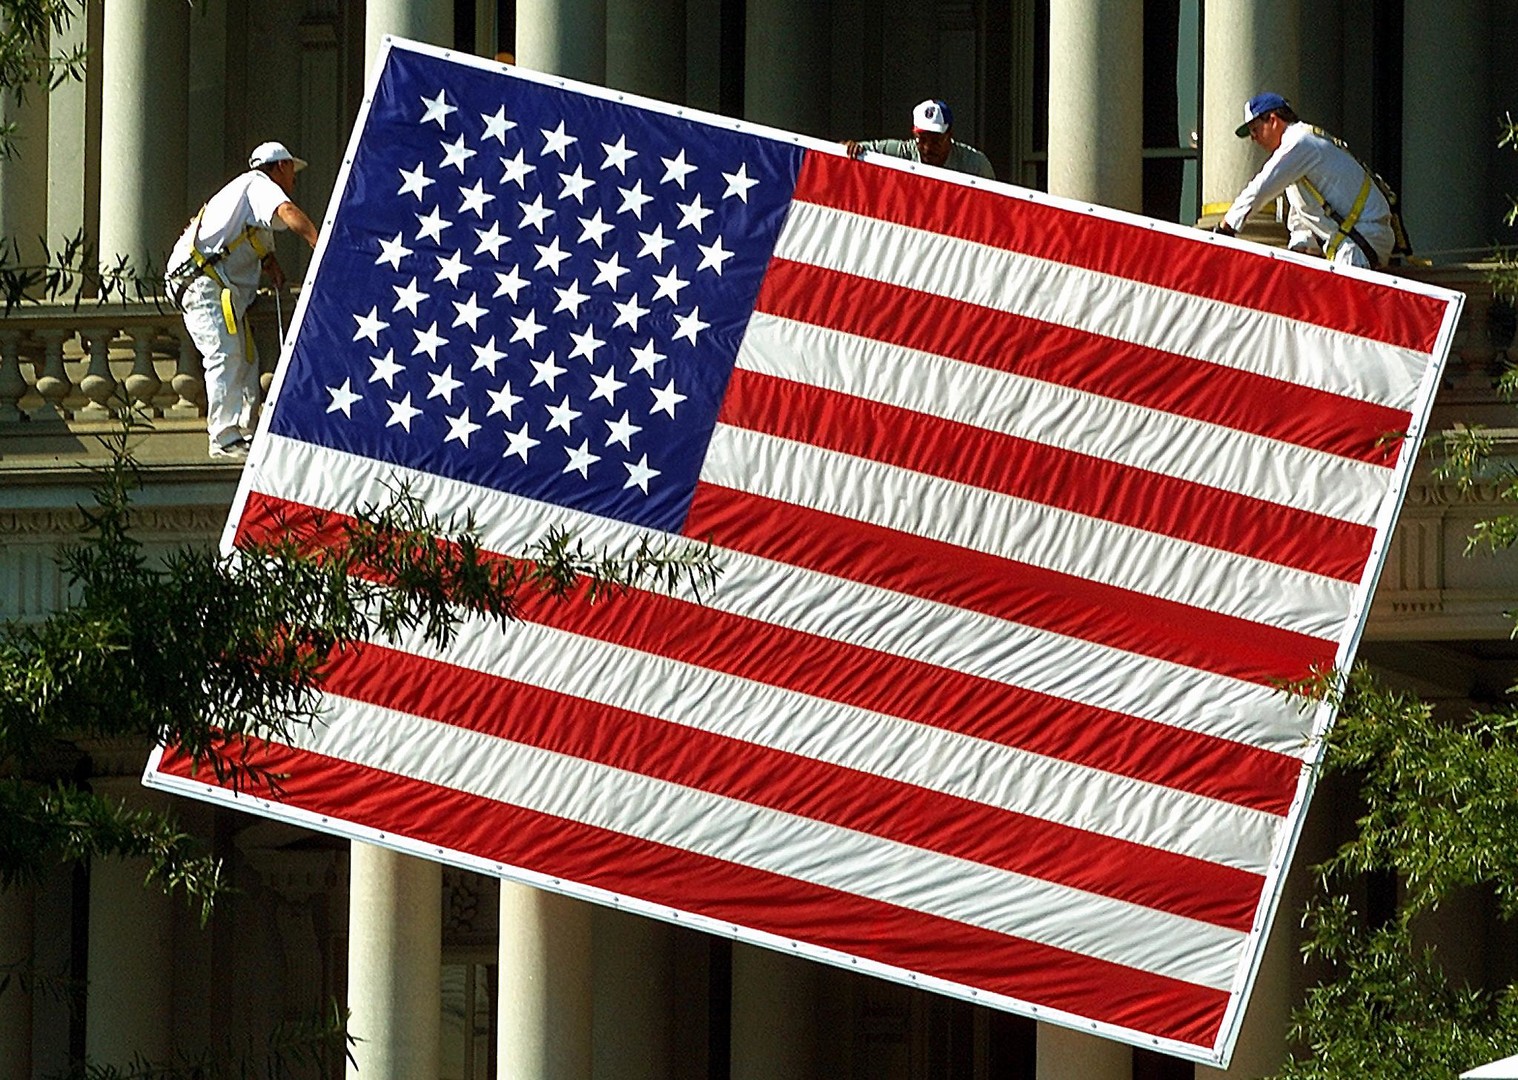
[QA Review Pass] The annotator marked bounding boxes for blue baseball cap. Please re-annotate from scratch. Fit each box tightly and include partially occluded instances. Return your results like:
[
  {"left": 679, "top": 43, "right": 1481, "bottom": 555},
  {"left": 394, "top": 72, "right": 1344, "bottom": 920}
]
[{"left": 1235, "top": 92, "right": 1290, "bottom": 137}]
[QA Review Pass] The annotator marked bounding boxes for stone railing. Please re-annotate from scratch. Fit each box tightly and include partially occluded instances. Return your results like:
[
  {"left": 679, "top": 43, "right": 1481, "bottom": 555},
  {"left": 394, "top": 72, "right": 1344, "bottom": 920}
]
[{"left": 0, "top": 292, "right": 284, "bottom": 430}]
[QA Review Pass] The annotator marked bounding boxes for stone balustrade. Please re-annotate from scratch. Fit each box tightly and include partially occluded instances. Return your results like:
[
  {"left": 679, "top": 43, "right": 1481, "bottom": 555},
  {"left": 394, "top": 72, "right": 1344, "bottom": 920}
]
[{"left": 0, "top": 293, "right": 284, "bottom": 431}]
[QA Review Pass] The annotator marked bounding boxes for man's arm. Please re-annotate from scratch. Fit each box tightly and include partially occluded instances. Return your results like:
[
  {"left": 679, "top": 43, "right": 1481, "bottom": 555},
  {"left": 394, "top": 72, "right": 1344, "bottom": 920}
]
[
  {"left": 1220, "top": 135, "right": 1314, "bottom": 233},
  {"left": 275, "top": 200, "right": 319, "bottom": 249}
]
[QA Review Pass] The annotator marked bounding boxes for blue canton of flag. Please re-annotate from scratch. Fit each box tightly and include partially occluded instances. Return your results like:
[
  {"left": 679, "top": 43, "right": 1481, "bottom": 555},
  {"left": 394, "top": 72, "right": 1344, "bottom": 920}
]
[{"left": 270, "top": 48, "right": 805, "bottom": 532}]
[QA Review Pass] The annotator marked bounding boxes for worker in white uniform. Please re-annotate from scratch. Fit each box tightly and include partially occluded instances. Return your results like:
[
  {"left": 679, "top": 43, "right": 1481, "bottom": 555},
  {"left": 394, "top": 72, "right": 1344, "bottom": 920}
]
[
  {"left": 168, "top": 141, "right": 319, "bottom": 459},
  {"left": 1214, "top": 92, "right": 1393, "bottom": 269}
]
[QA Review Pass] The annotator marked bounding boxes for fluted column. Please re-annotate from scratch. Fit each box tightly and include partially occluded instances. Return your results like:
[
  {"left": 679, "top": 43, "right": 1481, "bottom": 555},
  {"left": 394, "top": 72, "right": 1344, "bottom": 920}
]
[
  {"left": 1035, "top": 1024, "right": 1132, "bottom": 1080},
  {"left": 0, "top": 885, "right": 34, "bottom": 1080},
  {"left": 607, "top": 0, "right": 686, "bottom": 103},
  {"left": 84, "top": 781, "right": 174, "bottom": 1069},
  {"left": 729, "top": 944, "right": 821, "bottom": 1080},
  {"left": 0, "top": 13, "right": 50, "bottom": 263},
  {"left": 365, "top": 0, "right": 454, "bottom": 79},
  {"left": 592, "top": 908, "right": 675, "bottom": 1080},
  {"left": 1403, "top": 0, "right": 1487, "bottom": 255},
  {"left": 1046, "top": 0, "right": 1143, "bottom": 212},
  {"left": 515, "top": 0, "right": 608, "bottom": 83},
  {"left": 1199, "top": 0, "right": 1299, "bottom": 221},
  {"left": 346, "top": 843, "right": 442, "bottom": 1080},
  {"left": 497, "top": 883, "right": 593, "bottom": 1079},
  {"left": 98, "top": 0, "right": 188, "bottom": 273},
  {"left": 743, "top": 0, "right": 830, "bottom": 136},
  {"left": 46, "top": 0, "right": 98, "bottom": 250}
]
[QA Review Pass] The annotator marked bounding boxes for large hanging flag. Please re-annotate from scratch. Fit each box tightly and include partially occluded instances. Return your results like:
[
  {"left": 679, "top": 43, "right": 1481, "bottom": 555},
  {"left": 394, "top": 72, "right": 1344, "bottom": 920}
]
[{"left": 146, "top": 37, "right": 1463, "bottom": 1065}]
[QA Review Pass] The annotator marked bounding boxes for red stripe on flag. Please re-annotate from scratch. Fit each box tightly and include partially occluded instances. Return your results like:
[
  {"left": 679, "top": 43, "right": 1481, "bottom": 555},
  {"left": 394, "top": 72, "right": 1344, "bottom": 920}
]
[
  {"left": 235, "top": 491, "right": 1305, "bottom": 815},
  {"left": 755, "top": 257, "right": 1412, "bottom": 469},
  {"left": 798, "top": 151, "right": 1445, "bottom": 355},
  {"left": 719, "top": 367, "right": 1375, "bottom": 582},
  {"left": 155, "top": 739, "right": 1232, "bottom": 1047},
  {"left": 683, "top": 482, "right": 1336, "bottom": 686},
  {"left": 317, "top": 643, "right": 1264, "bottom": 929}
]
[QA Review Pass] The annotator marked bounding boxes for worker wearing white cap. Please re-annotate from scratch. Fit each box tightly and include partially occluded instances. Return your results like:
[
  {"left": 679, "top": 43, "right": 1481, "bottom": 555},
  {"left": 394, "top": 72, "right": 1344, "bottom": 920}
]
[
  {"left": 168, "top": 141, "right": 319, "bottom": 460},
  {"left": 844, "top": 99, "right": 995, "bottom": 179},
  {"left": 1215, "top": 92, "right": 1395, "bottom": 269}
]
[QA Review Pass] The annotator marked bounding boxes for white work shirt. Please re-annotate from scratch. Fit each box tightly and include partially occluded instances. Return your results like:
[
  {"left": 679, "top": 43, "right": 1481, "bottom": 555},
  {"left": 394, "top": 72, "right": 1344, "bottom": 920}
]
[
  {"left": 168, "top": 170, "right": 290, "bottom": 311},
  {"left": 1223, "top": 122, "right": 1393, "bottom": 265}
]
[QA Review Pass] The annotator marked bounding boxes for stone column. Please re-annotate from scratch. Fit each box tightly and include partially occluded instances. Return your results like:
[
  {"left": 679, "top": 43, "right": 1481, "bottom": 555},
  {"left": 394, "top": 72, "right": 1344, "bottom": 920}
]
[
  {"left": 515, "top": 0, "right": 608, "bottom": 83},
  {"left": 1199, "top": 0, "right": 1299, "bottom": 223},
  {"left": 743, "top": 0, "right": 830, "bottom": 137},
  {"left": 729, "top": 944, "right": 821, "bottom": 1080},
  {"left": 1046, "top": 0, "right": 1143, "bottom": 212},
  {"left": 84, "top": 781, "right": 175, "bottom": 1069},
  {"left": 1402, "top": 0, "right": 1487, "bottom": 256},
  {"left": 592, "top": 907, "right": 675, "bottom": 1080},
  {"left": 346, "top": 843, "right": 442, "bottom": 1080},
  {"left": 97, "top": 0, "right": 189, "bottom": 273},
  {"left": 365, "top": 0, "right": 454, "bottom": 79},
  {"left": 0, "top": 12, "right": 50, "bottom": 264},
  {"left": 0, "top": 885, "right": 34, "bottom": 1080},
  {"left": 1035, "top": 1024, "right": 1132, "bottom": 1080},
  {"left": 45, "top": 0, "right": 97, "bottom": 250},
  {"left": 607, "top": 0, "right": 686, "bottom": 103},
  {"left": 497, "top": 883, "right": 593, "bottom": 1079}
]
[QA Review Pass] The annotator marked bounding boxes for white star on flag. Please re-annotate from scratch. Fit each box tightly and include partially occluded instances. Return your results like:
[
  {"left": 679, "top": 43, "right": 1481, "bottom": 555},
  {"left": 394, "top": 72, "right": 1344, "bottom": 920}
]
[
  {"left": 480, "top": 105, "right": 516, "bottom": 143},
  {"left": 589, "top": 368, "right": 627, "bottom": 404},
  {"left": 427, "top": 364, "right": 464, "bottom": 403},
  {"left": 545, "top": 395, "right": 582, "bottom": 434},
  {"left": 368, "top": 347, "right": 404, "bottom": 387},
  {"left": 392, "top": 277, "right": 429, "bottom": 315},
  {"left": 411, "top": 321, "right": 448, "bottom": 359},
  {"left": 529, "top": 351, "right": 567, "bottom": 389},
  {"left": 558, "top": 164, "right": 596, "bottom": 203},
  {"left": 376, "top": 232, "right": 413, "bottom": 269},
  {"left": 672, "top": 307, "right": 710, "bottom": 345},
  {"left": 415, "top": 206, "right": 451, "bottom": 243},
  {"left": 567, "top": 325, "right": 606, "bottom": 363},
  {"left": 452, "top": 292, "right": 488, "bottom": 330},
  {"left": 470, "top": 336, "right": 507, "bottom": 374},
  {"left": 675, "top": 193, "right": 714, "bottom": 233},
  {"left": 503, "top": 422, "right": 539, "bottom": 462},
  {"left": 486, "top": 380, "right": 523, "bottom": 419},
  {"left": 650, "top": 267, "right": 689, "bottom": 304},
  {"left": 563, "top": 439, "right": 600, "bottom": 478},
  {"left": 623, "top": 453, "right": 660, "bottom": 493},
  {"left": 540, "top": 120, "right": 577, "bottom": 159},
  {"left": 386, "top": 392, "right": 422, "bottom": 431},
  {"left": 500, "top": 150, "right": 536, "bottom": 188},
  {"left": 493, "top": 265, "right": 529, "bottom": 301},
  {"left": 628, "top": 339, "right": 666, "bottom": 376},
  {"left": 592, "top": 251, "right": 630, "bottom": 290},
  {"left": 474, "top": 221, "right": 509, "bottom": 258},
  {"left": 637, "top": 223, "right": 674, "bottom": 263},
  {"left": 326, "top": 377, "right": 363, "bottom": 416},
  {"left": 617, "top": 179, "right": 653, "bottom": 218},
  {"left": 510, "top": 309, "right": 547, "bottom": 347},
  {"left": 601, "top": 135, "right": 638, "bottom": 173},
  {"left": 458, "top": 179, "right": 495, "bottom": 217},
  {"left": 534, "top": 236, "right": 572, "bottom": 274},
  {"left": 650, "top": 379, "right": 686, "bottom": 417},
  {"left": 722, "top": 162, "right": 759, "bottom": 201},
  {"left": 434, "top": 250, "right": 471, "bottom": 287},
  {"left": 611, "top": 293, "right": 650, "bottom": 331},
  {"left": 577, "top": 209, "right": 615, "bottom": 247},
  {"left": 660, "top": 148, "right": 696, "bottom": 188},
  {"left": 440, "top": 134, "right": 476, "bottom": 172},
  {"left": 444, "top": 407, "right": 482, "bottom": 446},
  {"left": 604, "top": 409, "right": 642, "bottom": 448},
  {"left": 697, "top": 236, "right": 735, "bottom": 275},
  {"left": 419, "top": 88, "right": 456, "bottom": 128},
  {"left": 352, "top": 307, "right": 389, "bottom": 344},
  {"left": 518, "top": 194, "right": 554, "bottom": 232},
  {"left": 553, "top": 279, "right": 591, "bottom": 317},
  {"left": 398, "top": 162, "right": 435, "bottom": 200}
]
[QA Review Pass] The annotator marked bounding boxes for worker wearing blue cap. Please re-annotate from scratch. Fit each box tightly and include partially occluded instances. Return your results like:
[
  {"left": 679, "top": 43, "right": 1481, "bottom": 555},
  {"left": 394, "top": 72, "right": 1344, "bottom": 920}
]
[{"left": 1214, "top": 92, "right": 1394, "bottom": 269}]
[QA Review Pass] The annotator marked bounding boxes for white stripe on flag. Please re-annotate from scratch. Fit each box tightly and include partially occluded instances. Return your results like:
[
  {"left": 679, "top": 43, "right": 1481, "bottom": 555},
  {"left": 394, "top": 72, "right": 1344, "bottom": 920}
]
[
  {"left": 294, "top": 692, "right": 1249, "bottom": 989},
  {"left": 775, "top": 201, "right": 1430, "bottom": 410},
  {"left": 385, "top": 615, "right": 1287, "bottom": 871},
  {"left": 736, "top": 311, "right": 1394, "bottom": 527}
]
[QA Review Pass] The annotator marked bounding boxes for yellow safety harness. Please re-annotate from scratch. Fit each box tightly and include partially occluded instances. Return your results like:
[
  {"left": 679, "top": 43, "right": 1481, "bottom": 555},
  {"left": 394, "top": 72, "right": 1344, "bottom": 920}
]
[
  {"left": 170, "top": 206, "right": 273, "bottom": 335},
  {"left": 1297, "top": 170, "right": 1377, "bottom": 266}
]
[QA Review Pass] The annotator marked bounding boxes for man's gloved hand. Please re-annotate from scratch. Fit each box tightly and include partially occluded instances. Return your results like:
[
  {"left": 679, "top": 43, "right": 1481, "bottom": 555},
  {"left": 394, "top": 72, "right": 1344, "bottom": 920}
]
[{"left": 1213, "top": 221, "right": 1237, "bottom": 237}]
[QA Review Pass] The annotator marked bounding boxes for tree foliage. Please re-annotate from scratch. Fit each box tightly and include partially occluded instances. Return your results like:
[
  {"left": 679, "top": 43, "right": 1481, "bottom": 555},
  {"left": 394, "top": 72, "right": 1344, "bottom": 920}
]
[{"left": 0, "top": 430, "right": 718, "bottom": 1076}]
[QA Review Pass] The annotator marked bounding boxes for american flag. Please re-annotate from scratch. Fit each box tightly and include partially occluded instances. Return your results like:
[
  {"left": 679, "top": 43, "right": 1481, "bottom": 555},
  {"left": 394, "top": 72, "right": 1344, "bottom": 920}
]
[{"left": 146, "top": 38, "right": 1463, "bottom": 1064}]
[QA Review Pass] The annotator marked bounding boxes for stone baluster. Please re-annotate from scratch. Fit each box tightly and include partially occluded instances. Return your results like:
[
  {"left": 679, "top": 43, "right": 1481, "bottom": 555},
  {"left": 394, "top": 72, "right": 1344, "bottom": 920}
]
[
  {"left": 123, "top": 325, "right": 162, "bottom": 417},
  {"left": 167, "top": 325, "right": 204, "bottom": 417},
  {"left": 78, "top": 327, "right": 121, "bottom": 418},
  {"left": 32, "top": 329, "right": 73, "bottom": 420},
  {"left": 0, "top": 328, "right": 26, "bottom": 421}
]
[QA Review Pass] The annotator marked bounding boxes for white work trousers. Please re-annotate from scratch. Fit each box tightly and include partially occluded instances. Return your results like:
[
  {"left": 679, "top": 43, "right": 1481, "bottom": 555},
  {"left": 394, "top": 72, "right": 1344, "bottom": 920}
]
[{"left": 181, "top": 274, "right": 259, "bottom": 449}]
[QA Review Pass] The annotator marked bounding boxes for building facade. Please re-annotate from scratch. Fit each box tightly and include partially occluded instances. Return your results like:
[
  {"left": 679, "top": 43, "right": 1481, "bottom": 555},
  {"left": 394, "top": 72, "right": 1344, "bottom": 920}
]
[{"left": 3, "top": 1, "right": 1518, "bottom": 1078}]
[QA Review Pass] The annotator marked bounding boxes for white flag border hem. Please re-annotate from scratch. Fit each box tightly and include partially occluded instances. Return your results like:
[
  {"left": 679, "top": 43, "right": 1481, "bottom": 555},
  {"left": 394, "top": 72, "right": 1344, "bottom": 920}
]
[{"left": 184, "top": 34, "right": 1468, "bottom": 1069}]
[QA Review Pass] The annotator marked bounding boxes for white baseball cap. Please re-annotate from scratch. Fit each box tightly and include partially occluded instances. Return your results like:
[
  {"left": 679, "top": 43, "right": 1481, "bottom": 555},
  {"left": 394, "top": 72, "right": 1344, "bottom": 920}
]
[
  {"left": 912, "top": 99, "right": 953, "bottom": 134},
  {"left": 248, "top": 141, "right": 308, "bottom": 171}
]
